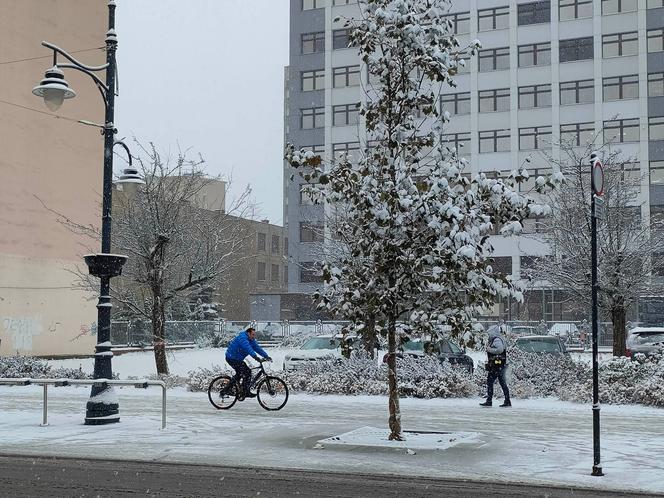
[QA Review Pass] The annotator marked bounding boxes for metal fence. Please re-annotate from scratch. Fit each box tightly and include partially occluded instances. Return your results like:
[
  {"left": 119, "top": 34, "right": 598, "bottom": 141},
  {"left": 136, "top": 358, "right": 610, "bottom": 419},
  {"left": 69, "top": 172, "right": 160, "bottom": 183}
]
[{"left": 110, "top": 319, "right": 619, "bottom": 349}]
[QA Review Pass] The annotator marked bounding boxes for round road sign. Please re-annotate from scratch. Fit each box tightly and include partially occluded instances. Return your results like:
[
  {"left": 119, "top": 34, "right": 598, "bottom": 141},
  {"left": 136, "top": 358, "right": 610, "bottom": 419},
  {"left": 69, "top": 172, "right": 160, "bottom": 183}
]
[{"left": 591, "top": 157, "right": 604, "bottom": 196}]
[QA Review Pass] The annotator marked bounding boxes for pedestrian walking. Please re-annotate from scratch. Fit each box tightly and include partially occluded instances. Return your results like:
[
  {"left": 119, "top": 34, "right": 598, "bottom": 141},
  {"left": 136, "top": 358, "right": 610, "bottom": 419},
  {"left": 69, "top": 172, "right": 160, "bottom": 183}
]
[{"left": 480, "top": 325, "right": 511, "bottom": 408}]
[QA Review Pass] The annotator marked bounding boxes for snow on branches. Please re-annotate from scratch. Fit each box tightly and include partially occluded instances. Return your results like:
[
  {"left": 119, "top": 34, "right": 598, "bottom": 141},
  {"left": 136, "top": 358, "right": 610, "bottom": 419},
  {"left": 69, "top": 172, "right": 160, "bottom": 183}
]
[{"left": 286, "top": 0, "right": 561, "bottom": 439}]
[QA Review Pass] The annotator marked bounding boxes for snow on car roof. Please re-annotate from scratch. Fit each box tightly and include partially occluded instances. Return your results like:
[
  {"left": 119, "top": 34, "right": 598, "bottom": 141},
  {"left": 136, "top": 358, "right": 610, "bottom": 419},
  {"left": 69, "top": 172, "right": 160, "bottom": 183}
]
[{"left": 630, "top": 327, "right": 664, "bottom": 334}]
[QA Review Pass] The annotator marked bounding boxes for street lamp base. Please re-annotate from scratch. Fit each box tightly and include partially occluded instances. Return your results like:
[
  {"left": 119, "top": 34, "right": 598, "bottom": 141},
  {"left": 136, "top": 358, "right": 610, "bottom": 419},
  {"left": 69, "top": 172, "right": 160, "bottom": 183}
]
[
  {"left": 591, "top": 465, "right": 604, "bottom": 477},
  {"left": 84, "top": 400, "right": 120, "bottom": 425}
]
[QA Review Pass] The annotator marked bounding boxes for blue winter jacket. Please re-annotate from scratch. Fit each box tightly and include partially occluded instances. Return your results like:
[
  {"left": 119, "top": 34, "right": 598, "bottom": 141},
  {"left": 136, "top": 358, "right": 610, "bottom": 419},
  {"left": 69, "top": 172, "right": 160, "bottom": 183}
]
[{"left": 225, "top": 331, "right": 269, "bottom": 362}]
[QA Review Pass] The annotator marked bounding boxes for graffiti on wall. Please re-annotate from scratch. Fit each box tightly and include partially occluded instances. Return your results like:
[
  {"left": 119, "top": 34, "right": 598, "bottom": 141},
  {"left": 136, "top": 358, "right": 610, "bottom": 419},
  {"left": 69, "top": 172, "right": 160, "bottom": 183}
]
[{"left": 1, "top": 316, "right": 43, "bottom": 351}]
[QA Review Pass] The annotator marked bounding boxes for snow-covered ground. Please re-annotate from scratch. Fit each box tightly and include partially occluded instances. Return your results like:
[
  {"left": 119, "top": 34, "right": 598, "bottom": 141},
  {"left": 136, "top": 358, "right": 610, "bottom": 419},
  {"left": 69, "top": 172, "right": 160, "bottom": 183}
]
[
  {"left": 0, "top": 386, "right": 662, "bottom": 494},
  {"left": 1, "top": 347, "right": 660, "bottom": 493}
]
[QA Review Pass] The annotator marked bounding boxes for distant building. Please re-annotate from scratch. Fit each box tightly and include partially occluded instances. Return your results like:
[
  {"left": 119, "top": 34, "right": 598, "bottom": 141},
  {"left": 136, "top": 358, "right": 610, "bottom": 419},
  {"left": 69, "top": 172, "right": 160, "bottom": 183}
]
[{"left": 285, "top": 0, "right": 664, "bottom": 322}]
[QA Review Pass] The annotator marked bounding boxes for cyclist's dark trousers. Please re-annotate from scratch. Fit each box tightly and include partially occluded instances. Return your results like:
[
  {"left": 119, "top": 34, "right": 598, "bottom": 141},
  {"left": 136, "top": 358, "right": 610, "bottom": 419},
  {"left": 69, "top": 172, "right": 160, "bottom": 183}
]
[
  {"left": 227, "top": 358, "right": 251, "bottom": 395},
  {"left": 486, "top": 366, "right": 510, "bottom": 402}
]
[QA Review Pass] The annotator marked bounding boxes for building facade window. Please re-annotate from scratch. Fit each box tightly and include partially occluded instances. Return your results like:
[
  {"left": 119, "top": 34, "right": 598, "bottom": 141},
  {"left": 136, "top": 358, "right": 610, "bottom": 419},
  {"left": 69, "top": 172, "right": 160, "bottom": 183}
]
[
  {"left": 603, "top": 74, "right": 639, "bottom": 100},
  {"left": 648, "top": 0, "right": 664, "bottom": 8},
  {"left": 560, "top": 122, "right": 595, "bottom": 146},
  {"left": 648, "top": 29, "right": 664, "bottom": 53},
  {"left": 519, "top": 126, "right": 552, "bottom": 150},
  {"left": 650, "top": 116, "right": 664, "bottom": 140},
  {"left": 300, "top": 262, "right": 323, "bottom": 283},
  {"left": 271, "top": 235, "right": 280, "bottom": 254},
  {"left": 651, "top": 160, "right": 664, "bottom": 185},
  {"left": 518, "top": 42, "right": 551, "bottom": 67},
  {"left": 602, "top": 32, "right": 638, "bottom": 57},
  {"left": 604, "top": 118, "right": 640, "bottom": 143},
  {"left": 271, "top": 264, "right": 280, "bottom": 283},
  {"left": 257, "top": 233, "right": 266, "bottom": 251},
  {"left": 444, "top": 11, "right": 470, "bottom": 34},
  {"left": 441, "top": 92, "right": 471, "bottom": 115},
  {"left": 442, "top": 132, "right": 471, "bottom": 156},
  {"left": 649, "top": 72, "right": 664, "bottom": 97},
  {"left": 559, "top": 0, "right": 593, "bottom": 20},
  {"left": 478, "top": 6, "right": 509, "bottom": 31},
  {"left": 333, "top": 28, "right": 352, "bottom": 49},
  {"left": 518, "top": 84, "right": 552, "bottom": 108},
  {"left": 301, "top": 107, "right": 324, "bottom": 129},
  {"left": 300, "top": 223, "right": 323, "bottom": 243},
  {"left": 284, "top": 264, "right": 289, "bottom": 284},
  {"left": 559, "top": 37, "right": 594, "bottom": 62},
  {"left": 560, "top": 79, "right": 594, "bottom": 104},
  {"left": 479, "top": 47, "right": 510, "bottom": 72},
  {"left": 518, "top": 1, "right": 551, "bottom": 25},
  {"left": 332, "top": 141, "right": 361, "bottom": 161},
  {"left": 301, "top": 32, "right": 325, "bottom": 54},
  {"left": 301, "top": 69, "right": 325, "bottom": 91},
  {"left": 602, "top": 0, "right": 638, "bottom": 14},
  {"left": 479, "top": 88, "right": 510, "bottom": 112},
  {"left": 257, "top": 262, "right": 266, "bottom": 281},
  {"left": 333, "top": 103, "right": 360, "bottom": 126},
  {"left": 302, "top": 0, "right": 325, "bottom": 9},
  {"left": 333, "top": 65, "right": 360, "bottom": 87},
  {"left": 479, "top": 129, "right": 510, "bottom": 153}
]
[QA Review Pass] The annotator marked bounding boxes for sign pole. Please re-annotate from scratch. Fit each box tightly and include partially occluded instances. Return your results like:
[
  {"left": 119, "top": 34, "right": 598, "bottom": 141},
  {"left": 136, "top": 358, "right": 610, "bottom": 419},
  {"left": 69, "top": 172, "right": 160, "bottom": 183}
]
[{"left": 590, "top": 152, "right": 604, "bottom": 477}]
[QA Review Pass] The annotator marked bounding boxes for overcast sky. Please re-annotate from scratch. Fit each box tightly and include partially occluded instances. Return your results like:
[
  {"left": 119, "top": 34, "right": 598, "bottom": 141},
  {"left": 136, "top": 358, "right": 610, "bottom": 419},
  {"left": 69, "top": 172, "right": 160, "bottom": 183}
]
[{"left": 115, "top": 0, "right": 289, "bottom": 225}]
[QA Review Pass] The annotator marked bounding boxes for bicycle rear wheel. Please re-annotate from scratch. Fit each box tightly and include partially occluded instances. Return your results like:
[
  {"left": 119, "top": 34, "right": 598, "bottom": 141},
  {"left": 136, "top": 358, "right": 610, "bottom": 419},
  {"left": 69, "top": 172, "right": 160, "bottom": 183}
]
[
  {"left": 207, "top": 375, "right": 238, "bottom": 410},
  {"left": 256, "top": 376, "right": 289, "bottom": 411}
]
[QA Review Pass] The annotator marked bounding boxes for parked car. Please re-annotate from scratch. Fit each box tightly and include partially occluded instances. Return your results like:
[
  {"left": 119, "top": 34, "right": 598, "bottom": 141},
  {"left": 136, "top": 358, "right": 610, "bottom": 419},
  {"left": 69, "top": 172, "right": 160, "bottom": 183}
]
[
  {"left": 382, "top": 338, "right": 474, "bottom": 373},
  {"left": 510, "top": 326, "right": 538, "bottom": 336},
  {"left": 626, "top": 327, "right": 664, "bottom": 356},
  {"left": 548, "top": 323, "right": 579, "bottom": 339},
  {"left": 283, "top": 335, "right": 355, "bottom": 371},
  {"left": 515, "top": 335, "right": 568, "bottom": 355}
]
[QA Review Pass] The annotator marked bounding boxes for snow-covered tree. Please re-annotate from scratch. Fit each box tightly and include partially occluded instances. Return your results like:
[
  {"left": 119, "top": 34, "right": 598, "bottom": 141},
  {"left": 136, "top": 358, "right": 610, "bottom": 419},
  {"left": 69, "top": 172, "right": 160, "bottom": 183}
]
[
  {"left": 286, "top": 0, "right": 560, "bottom": 440},
  {"left": 531, "top": 138, "right": 664, "bottom": 356},
  {"left": 109, "top": 143, "right": 254, "bottom": 374}
]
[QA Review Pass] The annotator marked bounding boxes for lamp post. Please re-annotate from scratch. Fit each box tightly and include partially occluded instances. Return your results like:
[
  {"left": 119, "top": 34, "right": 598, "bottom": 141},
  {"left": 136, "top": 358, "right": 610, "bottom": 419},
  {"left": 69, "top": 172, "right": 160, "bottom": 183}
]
[
  {"left": 33, "top": 0, "right": 142, "bottom": 425},
  {"left": 590, "top": 152, "right": 604, "bottom": 476}
]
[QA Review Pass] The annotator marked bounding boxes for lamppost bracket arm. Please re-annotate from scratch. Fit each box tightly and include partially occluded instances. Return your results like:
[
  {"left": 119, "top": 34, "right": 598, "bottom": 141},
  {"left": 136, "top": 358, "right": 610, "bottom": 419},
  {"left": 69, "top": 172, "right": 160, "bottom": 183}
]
[{"left": 41, "top": 41, "right": 109, "bottom": 72}]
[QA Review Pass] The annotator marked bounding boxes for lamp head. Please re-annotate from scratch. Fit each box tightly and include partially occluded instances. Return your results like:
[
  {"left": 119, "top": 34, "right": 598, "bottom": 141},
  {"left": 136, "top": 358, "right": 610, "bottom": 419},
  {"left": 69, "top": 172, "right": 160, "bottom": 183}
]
[
  {"left": 115, "top": 167, "right": 145, "bottom": 199},
  {"left": 32, "top": 66, "right": 76, "bottom": 111}
]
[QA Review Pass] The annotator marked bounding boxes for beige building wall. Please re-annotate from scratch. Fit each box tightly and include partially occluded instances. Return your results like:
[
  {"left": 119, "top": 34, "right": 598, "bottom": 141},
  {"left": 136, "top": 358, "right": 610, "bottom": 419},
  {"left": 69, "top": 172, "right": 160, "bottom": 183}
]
[{"left": 0, "top": 1, "right": 107, "bottom": 356}]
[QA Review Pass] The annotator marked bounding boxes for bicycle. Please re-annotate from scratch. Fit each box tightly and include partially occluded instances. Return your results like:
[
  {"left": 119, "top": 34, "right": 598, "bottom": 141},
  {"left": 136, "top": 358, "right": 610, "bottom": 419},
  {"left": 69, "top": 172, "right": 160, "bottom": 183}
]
[{"left": 207, "top": 359, "right": 289, "bottom": 411}]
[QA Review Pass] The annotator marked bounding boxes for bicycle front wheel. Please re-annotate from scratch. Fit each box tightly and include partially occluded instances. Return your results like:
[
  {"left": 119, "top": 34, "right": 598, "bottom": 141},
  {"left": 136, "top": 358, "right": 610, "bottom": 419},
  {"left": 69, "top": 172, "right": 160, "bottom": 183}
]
[
  {"left": 208, "top": 375, "right": 238, "bottom": 410},
  {"left": 256, "top": 376, "right": 289, "bottom": 411}
]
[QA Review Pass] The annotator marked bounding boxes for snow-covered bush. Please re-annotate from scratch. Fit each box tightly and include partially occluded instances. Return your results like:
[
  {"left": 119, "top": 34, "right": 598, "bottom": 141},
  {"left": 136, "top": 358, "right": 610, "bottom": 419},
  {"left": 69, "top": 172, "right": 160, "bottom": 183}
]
[
  {"left": 185, "top": 364, "right": 228, "bottom": 392},
  {"left": 562, "top": 348, "right": 664, "bottom": 407},
  {"left": 0, "top": 356, "right": 93, "bottom": 380},
  {"left": 503, "top": 348, "right": 590, "bottom": 400},
  {"left": 281, "top": 355, "right": 476, "bottom": 399}
]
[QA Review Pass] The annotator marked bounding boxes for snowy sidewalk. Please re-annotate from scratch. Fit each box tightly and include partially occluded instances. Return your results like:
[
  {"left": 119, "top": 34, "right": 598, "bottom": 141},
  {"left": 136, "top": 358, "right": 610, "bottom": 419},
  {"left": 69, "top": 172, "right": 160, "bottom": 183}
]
[{"left": 1, "top": 387, "right": 663, "bottom": 495}]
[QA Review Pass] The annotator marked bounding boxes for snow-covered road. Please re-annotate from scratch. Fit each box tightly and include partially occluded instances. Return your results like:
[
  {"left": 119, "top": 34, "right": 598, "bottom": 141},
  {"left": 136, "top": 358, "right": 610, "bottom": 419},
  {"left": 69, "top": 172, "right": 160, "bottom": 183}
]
[{"left": 0, "top": 386, "right": 662, "bottom": 494}]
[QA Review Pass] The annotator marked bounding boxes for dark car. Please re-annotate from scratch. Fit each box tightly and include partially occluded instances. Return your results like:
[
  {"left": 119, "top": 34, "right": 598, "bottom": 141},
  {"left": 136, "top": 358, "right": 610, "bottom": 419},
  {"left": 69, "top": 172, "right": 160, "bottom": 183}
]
[
  {"left": 383, "top": 338, "right": 474, "bottom": 373},
  {"left": 515, "top": 335, "right": 568, "bottom": 355}
]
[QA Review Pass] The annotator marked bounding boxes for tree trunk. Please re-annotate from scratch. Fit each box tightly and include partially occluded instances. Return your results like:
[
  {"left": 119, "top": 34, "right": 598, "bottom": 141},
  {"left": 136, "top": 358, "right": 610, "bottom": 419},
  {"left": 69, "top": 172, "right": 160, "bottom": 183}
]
[
  {"left": 611, "top": 305, "right": 627, "bottom": 357},
  {"left": 386, "top": 313, "right": 402, "bottom": 441},
  {"left": 152, "top": 286, "right": 169, "bottom": 375},
  {"left": 363, "top": 314, "right": 376, "bottom": 359}
]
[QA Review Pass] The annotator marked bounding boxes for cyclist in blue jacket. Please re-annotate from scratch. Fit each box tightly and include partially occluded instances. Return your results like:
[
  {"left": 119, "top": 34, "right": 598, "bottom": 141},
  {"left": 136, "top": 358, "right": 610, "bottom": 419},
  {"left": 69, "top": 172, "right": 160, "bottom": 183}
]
[{"left": 225, "top": 327, "right": 272, "bottom": 398}]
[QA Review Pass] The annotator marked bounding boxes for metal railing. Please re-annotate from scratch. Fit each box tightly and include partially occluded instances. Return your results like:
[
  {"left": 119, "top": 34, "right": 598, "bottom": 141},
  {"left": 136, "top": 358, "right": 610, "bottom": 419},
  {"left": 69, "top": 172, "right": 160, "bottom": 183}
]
[{"left": 0, "top": 378, "right": 166, "bottom": 429}]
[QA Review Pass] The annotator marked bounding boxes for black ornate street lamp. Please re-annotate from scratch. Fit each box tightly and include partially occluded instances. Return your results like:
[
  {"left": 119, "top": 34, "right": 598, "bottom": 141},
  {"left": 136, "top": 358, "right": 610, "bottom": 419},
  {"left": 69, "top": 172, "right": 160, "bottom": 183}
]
[{"left": 33, "top": 0, "right": 142, "bottom": 425}]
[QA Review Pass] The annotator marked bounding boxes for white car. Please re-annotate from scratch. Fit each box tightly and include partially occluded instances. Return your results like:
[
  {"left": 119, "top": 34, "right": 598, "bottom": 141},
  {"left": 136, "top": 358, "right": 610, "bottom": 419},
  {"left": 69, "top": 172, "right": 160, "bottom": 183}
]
[
  {"left": 626, "top": 327, "right": 664, "bottom": 356},
  {"left": 548, "top": 322, "right": 578, "bottom": 338},
  {"left": 283, "top": 335, "right": 355, "bottom": 371}
]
